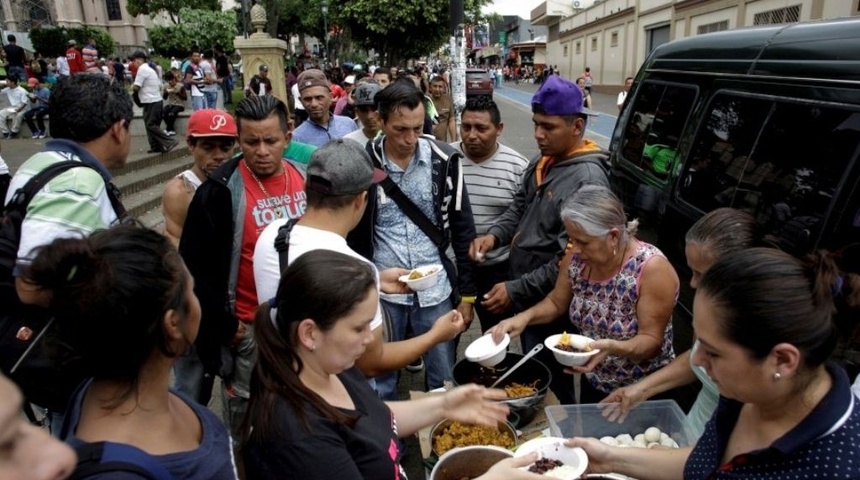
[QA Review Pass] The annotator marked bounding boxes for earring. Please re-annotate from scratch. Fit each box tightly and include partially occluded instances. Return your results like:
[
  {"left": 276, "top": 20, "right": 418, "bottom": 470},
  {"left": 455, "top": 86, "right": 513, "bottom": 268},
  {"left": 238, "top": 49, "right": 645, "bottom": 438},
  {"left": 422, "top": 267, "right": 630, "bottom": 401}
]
[
  {"left": 773, "top": 372, "right": 781, "bottom": 380},
  {"left": 309, "top": 344, "right": 316, "bottom": 352}
]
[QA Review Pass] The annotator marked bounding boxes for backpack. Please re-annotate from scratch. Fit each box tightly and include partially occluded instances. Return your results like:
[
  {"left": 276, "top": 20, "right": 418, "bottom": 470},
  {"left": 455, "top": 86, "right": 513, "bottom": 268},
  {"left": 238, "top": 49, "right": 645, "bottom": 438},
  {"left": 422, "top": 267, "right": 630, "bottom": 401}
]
[
  {"left": 0, "top": 160, "right": 126, "bottom": 414},
  {"left": 69, "top": 442, "right": 173, "bottom": 480}
]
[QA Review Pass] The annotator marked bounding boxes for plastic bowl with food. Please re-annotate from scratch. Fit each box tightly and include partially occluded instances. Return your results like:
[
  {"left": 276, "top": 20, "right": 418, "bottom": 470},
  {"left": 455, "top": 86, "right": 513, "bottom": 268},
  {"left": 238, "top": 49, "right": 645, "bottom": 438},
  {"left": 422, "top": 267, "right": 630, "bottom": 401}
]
[
  {"left": 398, "top": 264, "right": 443, "bottom": 291},
  {"left": 514, "top": 437, "right": 588, "bottom": 479},
  {"left": 465, "top": 333, "right": 510, "bottom": 367},
  {"left": 544, "top": 333, "right": 600, "bottom": 367}
]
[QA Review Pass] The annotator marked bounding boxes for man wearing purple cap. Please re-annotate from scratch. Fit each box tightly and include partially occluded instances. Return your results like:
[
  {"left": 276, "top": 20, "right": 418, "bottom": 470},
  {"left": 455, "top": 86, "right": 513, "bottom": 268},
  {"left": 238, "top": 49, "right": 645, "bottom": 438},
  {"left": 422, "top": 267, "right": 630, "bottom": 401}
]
[{"left": 469, "top": 75, "right": 610, "bottom": 404}]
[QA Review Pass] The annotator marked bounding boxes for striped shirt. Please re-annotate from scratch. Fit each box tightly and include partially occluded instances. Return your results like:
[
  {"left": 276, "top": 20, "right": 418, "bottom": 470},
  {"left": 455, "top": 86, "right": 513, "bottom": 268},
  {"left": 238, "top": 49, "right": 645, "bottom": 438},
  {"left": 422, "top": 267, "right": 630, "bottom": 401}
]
[
  {"left": 82, "top": 44, "right": 98, "bottom": 72},
  {"left": 5, "top": 140, "right": 121, "bottom": 275},
  {"left": 453, "top": 142, "right": 529, "bottom": 265}
]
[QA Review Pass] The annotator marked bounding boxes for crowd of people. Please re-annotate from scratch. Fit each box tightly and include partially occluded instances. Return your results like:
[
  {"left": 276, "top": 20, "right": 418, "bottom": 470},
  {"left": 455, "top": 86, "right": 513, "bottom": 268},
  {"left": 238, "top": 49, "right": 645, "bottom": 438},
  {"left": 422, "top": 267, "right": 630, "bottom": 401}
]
[{"left": 0, "top": 48, "right": 859, "bottom": 480}]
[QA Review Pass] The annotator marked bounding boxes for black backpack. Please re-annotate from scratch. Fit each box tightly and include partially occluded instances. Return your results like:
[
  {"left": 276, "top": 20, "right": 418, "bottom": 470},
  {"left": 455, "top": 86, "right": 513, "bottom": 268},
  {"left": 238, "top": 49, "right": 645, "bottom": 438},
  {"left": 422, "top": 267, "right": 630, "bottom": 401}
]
[{"left": 0, "top": 160, "right": 126, "bottom": 415}]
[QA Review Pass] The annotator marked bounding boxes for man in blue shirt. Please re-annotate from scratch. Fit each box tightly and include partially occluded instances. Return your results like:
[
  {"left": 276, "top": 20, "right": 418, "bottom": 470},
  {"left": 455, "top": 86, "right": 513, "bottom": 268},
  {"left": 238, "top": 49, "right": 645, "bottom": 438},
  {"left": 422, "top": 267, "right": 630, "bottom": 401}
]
[
  {"left": 23, "top": 78, "right": 50, "bottom": 138},
  {"left": 292, "top": 69, "right": 357, "bottom": 147},
  {"left": 348, "top": 81, "right": 478, "bottom": 400}
]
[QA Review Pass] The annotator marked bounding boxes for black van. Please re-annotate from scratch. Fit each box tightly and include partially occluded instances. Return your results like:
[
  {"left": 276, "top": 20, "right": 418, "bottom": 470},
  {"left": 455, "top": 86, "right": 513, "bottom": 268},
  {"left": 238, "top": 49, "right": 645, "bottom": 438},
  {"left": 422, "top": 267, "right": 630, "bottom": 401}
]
[{"left": 609, "top": 17, "right": 860, "bottom": 353}]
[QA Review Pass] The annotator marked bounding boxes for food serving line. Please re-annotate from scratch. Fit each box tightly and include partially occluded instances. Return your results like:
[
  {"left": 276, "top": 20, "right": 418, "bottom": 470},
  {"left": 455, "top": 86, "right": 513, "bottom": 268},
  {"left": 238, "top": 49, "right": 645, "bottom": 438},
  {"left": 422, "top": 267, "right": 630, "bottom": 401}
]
[{"left": 410, "top": 332, "right": 695, "bottom": 480}]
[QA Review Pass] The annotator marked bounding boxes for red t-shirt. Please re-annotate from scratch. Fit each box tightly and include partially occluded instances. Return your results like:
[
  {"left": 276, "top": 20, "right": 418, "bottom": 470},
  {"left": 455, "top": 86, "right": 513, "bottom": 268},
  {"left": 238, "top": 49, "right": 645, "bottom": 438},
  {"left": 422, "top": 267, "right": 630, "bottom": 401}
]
[
  {"left": 235, "top": 161, "right": 306, "bottom": 322},
  {"left": 66, "top": 47, "right": 84, "bottom": 74}
]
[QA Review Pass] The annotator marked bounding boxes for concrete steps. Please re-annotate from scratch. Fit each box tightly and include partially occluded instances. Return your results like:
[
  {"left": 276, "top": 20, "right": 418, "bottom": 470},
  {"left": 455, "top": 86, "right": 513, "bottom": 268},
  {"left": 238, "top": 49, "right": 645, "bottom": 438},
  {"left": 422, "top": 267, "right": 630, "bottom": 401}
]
[{"left": 114, "top": 145, "right": 192, "bottom": 229}]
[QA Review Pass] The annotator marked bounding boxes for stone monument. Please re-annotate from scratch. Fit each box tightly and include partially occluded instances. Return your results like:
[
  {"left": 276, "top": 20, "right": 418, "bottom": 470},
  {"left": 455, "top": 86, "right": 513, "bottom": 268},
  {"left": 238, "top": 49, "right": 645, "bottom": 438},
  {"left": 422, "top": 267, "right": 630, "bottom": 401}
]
[{"left": 234, "top": 0, "right": 289, "bottom": 105}]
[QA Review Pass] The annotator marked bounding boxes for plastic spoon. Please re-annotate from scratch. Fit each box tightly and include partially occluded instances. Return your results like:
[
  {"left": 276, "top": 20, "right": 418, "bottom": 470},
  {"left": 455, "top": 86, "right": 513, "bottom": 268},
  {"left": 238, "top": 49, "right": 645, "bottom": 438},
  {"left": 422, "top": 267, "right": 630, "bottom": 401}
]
[{"left": 489, "top": 344, "right": 544, "bottom": 389}]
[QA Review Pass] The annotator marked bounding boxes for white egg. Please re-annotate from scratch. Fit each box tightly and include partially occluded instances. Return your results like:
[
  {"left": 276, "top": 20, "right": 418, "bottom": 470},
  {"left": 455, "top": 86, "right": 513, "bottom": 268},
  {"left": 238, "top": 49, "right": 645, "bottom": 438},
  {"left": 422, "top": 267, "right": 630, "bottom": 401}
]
[
  {"left": 647, "top": 442, "right": 662, "bottom": 449},
  {"left": 634, "top": 433, "right": 645, "bottom": 443},
  {"left": 631, "top": 439, "right": 647, "bottom": 448},
  {"left": 644, "top": 427, "right": 662, "bottom": 443},
  {"left": 660, "top": 432, "right": 671, "bottom": 443},
  {"left": 660, "top": 437, "right": 676, "bottom": 448},
  {"left": 615, "top": 434, "right": 633, "bottom": 445},
  {"left": 600, "top": 436, "right": 619, "bottom": 446}
]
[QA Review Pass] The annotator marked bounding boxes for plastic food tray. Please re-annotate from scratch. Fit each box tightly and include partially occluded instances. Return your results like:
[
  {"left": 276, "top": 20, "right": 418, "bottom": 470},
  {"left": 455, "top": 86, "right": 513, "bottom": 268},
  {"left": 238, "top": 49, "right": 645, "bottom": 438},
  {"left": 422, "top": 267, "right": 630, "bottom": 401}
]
[{"left": 545, "top": 400, "right": 696, "bottom": 447}]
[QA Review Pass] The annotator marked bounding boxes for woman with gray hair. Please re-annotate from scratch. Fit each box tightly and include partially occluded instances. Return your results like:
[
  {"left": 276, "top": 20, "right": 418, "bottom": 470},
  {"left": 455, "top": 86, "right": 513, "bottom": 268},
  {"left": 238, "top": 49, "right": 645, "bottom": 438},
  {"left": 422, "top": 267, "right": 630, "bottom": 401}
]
[{"left": 489, "top": 185, "right": 680, "bottom": 403}]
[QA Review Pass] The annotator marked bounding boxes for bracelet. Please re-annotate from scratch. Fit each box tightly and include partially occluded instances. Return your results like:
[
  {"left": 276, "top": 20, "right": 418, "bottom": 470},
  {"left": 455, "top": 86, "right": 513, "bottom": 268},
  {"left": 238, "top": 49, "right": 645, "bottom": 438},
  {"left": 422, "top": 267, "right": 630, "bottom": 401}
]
[{"left": 460, "top": 295, "right": 477, "bottom": 304}]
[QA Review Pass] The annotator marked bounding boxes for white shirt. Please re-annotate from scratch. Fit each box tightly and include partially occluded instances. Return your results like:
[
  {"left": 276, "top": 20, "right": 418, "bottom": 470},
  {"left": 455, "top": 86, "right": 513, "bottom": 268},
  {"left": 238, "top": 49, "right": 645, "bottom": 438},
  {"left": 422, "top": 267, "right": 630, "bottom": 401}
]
[
  {"left": 133, "top": 63, "right": 163, "bottom": 104},
  {"left": 254, "top": 222, "right": 383, "bottom": 331},
  {"left": 617, "top": 90, "right": 628, "bottom": 107},
  {"left": 2, "top": 86, "right": 29, "bottom": 109},
  {"left": 0, "top": 154, "right": 8, "bottom": 175},
  {"left": 170, "top": 59, "right": 181, "bottom": 70},
  {"left": 200, "top": 60, "right": 219, "bottom": 92},
  {"left": 344, "top": 128, "right": 372, "bottom": 147},
  {"left": 291, "top": 83, "right": 305, "bottom": 111},
  {"left": 56, "top": 56, "right": 70, "bottom": 76}
]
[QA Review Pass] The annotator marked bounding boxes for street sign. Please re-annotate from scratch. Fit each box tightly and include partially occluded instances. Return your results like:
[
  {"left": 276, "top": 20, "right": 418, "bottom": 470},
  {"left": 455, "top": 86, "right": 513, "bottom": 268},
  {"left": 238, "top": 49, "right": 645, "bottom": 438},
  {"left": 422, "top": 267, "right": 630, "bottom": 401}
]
[{"left": 498, "top": 31, "right": 507, "bottom": 45}]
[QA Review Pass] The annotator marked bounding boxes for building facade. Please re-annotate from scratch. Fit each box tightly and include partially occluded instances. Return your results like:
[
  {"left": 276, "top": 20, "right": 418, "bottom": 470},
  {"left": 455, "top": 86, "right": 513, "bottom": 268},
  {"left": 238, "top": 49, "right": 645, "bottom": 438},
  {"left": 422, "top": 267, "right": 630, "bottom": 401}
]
[
  {"left": 1, "top": 0, "right": 150, "bottom": 51},
  {"left": 533, "top": 0, "right": 859, "bottom": 92}
]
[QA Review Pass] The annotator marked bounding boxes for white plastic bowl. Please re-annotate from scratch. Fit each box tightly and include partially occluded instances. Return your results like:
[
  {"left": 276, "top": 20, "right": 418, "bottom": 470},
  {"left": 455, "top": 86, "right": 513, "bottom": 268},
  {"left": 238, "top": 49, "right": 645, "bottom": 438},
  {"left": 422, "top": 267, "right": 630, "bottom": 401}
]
[
  {"left": 465, "top": 333, "right": 510, "bottom": 367},
  {"left": 544, "top": 333, "right": 600, "bottom": 367},
  {"left": 398, "top": 264, "right": 443, "bottom": 291},
  {"left": 514, "top": 437, "right": 588, "bottom": 479}
]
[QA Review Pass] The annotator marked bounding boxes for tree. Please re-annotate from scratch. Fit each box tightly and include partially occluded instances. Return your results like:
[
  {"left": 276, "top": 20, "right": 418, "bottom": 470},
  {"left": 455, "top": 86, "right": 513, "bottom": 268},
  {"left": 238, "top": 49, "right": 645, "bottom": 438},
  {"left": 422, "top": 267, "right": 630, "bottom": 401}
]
[
  {"left": 30, "top": 26, "right": 116, "bottom": 58},
  {"left": 126, "top": 0, "right": 221, "bottom": 24},
  {"left": 338, "top": 0, "right": 491, "bottom": 64},
  {"left": 149, "top": 8, "right": 237, "bottom": 58}
]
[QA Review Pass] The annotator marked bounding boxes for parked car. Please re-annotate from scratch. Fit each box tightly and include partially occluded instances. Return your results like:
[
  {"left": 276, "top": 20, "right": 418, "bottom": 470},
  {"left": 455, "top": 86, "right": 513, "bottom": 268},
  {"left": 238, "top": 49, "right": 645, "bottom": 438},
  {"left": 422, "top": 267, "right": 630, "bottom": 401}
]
[
  {"left": 609, "top": 17, "right": 860, "bottom": 357},
  {"left": 466, "top": 68, "right": 493, "bottom": 98}
]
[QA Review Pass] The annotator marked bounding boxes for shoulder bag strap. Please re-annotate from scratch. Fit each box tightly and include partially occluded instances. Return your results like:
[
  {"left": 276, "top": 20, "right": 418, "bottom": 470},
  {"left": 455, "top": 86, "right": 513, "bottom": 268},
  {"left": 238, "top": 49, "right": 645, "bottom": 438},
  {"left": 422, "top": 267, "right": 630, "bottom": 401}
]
[
  {"left": 369, "top": 156, "right": 446, "bottom": 249},
  {"left": 274, "top": 219, "right": 300, "bottom": 274}
]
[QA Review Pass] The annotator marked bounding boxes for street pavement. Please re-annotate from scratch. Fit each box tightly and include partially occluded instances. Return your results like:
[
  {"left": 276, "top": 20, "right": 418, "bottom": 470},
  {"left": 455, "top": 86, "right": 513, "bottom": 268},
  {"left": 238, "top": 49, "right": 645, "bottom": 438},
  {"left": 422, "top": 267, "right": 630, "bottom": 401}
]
[{"left": 493, "top": 80, "right": 620, "bottom": 154}]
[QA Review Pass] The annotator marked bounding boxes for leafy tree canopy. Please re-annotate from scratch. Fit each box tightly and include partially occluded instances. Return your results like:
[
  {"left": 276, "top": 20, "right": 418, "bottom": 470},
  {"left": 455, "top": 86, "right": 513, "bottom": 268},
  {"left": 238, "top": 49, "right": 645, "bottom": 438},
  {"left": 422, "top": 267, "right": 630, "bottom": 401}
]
[
  {"left": 149, "top": 8, "right": 237, "bottom": 59},
  {"left": 30, "top": 26, "right": 116, "bottom": 58},
  {"left": 338, "top": 0, "right": 491, "bottom": 63},
  {"left": 127, "top": 0, "right": 221, "bottom": 24}
]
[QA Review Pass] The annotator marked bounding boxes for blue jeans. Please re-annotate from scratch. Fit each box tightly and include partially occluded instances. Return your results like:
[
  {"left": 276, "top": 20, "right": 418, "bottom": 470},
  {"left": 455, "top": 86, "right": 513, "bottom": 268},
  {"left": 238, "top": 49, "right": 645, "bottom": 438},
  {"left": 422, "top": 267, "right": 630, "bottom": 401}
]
[
  {"left": 204, "top": 90, "right": 218, "bottom": 109},
  {"left": 374, "top": 297, "right": 455, "bottom": 400},
  {"left": 191, "top": 95, "right": 206, "bottom": 111},
  {"left": 173, "top": 344, "right": 207, "bottom": 402},
  {"left": 221, "top": 322, "right": 257, "bottom": 439},
  {"left": 7, "top": 66, "right": 25, "bottom": 82}
]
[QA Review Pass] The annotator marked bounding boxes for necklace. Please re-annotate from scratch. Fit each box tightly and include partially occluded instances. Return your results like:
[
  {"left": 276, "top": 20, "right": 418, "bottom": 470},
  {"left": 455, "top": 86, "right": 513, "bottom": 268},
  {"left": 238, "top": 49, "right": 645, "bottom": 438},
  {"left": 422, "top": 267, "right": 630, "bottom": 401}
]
[{"left": 244, "top": 160, "right": 288, "bottom": 218}]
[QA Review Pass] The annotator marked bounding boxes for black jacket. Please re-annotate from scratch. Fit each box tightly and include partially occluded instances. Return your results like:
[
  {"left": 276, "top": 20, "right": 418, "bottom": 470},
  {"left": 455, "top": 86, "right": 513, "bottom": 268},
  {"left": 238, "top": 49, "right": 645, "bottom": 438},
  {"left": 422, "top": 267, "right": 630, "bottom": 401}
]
[
  {"left": 179, "top": 156, "right": 305, "bottom": 375},
  {"left": 348, "top": 135, "right": 478, "bottom": 304},
  {"left": 487, "top": 143, "right": 610, "bottom": 311}
]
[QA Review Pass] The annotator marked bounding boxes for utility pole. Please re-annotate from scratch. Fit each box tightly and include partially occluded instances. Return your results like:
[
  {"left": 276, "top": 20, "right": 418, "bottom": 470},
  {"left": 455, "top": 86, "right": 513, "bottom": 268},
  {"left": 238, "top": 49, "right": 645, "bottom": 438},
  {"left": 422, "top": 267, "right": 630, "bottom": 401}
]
[{"left": 450, "top": 0, "right": 465, "bottom": 136}]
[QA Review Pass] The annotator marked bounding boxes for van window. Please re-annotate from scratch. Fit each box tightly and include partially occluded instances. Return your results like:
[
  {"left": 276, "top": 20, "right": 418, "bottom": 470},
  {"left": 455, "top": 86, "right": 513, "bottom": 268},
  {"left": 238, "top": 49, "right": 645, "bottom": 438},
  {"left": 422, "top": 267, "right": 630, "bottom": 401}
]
[
  {"left": 679, "top": 92, "right": 860, "bottom": 254},
  {"left": 619, "top": 82, "right": 696, "bottom": 180}
]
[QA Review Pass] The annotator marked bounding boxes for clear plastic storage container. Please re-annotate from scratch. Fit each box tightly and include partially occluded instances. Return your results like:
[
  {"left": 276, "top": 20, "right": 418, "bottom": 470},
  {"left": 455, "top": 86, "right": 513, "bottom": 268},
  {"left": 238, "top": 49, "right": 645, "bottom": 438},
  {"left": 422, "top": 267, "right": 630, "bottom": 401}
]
[{"left": 545, "top": 400, "right": 696, "bottom": 447}]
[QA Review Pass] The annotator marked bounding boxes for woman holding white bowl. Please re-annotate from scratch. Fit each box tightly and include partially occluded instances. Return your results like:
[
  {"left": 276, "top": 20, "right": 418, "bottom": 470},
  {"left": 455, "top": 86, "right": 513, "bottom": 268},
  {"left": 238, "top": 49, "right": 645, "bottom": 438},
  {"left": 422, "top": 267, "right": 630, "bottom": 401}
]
[
  {"left": 241, "top": 250, "right": 545, "bottom": 480},
  {"left": 489, "top": 185, "right": 680, "bottom": 404}
]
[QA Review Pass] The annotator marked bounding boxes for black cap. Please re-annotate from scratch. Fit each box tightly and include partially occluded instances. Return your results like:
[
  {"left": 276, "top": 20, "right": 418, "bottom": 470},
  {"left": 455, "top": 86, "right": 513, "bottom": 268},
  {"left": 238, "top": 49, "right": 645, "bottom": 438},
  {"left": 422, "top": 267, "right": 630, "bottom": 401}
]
[{"left": 131, "top": 50, "right": 148, "bottom": 60}]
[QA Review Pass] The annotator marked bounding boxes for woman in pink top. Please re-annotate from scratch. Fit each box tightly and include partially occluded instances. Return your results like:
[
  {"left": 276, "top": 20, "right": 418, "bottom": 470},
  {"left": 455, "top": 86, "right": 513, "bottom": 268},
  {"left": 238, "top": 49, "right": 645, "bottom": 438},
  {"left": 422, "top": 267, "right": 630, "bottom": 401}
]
[{"left": 490, "top": 185, "right": 679, "bottom": 403}]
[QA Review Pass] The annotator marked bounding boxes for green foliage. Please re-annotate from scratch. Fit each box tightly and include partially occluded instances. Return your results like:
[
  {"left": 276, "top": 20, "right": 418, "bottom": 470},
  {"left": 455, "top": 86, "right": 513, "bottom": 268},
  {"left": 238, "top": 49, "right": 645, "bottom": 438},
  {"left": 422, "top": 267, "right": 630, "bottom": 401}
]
[
  {"left": 338, "top": 0, "right": 491, "bottom": 64},
  {"left": 149, "top": 8, "right": 237, "bottom": 58},
  {"left": 126, "top": 0, "right": 221, "bottom": 23},
  {"left": 30, "top": 26, "right": 116, "bottom": 58}
]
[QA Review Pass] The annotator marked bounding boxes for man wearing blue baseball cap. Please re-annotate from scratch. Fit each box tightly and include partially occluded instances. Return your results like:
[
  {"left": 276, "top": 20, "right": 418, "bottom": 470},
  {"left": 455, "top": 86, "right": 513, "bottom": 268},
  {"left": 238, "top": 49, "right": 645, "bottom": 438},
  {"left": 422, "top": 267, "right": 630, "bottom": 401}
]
[{"left": 469, "top": 75, "right": 610, "bottom": 404}]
